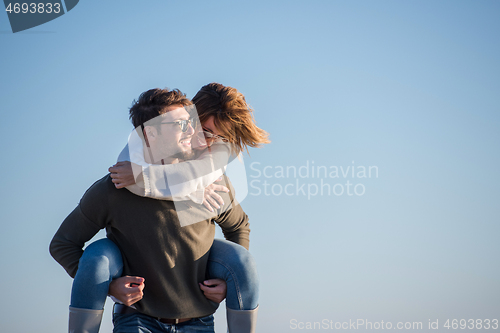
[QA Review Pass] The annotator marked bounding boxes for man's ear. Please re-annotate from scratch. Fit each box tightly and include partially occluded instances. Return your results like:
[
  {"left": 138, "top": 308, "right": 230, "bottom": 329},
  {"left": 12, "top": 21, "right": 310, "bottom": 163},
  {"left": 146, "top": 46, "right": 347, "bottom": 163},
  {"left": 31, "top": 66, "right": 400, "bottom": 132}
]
[{"left": 143, "top": 126, "right": 157, "bottom": 147}]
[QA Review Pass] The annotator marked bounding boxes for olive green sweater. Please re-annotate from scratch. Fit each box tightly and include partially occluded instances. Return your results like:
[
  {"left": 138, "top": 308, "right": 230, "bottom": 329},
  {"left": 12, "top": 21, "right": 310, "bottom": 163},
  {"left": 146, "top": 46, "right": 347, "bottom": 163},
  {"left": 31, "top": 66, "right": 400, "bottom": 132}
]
[{"left": 50, "top": 174, "right": 250, "bottom": 319}]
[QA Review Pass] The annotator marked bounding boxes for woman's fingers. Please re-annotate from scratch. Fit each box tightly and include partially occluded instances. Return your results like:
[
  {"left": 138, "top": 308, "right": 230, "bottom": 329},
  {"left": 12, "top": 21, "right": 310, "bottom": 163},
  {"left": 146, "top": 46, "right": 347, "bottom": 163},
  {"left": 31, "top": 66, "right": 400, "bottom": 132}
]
[
  {"left": 205, "top": 194, "right": 220, "bottom": 210},
  {"left": 208, "top": 191, "right": 224, "bottom": 207},
  {"left": 210, "top": 185, "right": 229, "bottom": 193},
  {"left": 202, "top": 200, "right": 214, "bottom": 212},
  {"left": 202, "top": 182, "right": 230, "bottom": 212}
]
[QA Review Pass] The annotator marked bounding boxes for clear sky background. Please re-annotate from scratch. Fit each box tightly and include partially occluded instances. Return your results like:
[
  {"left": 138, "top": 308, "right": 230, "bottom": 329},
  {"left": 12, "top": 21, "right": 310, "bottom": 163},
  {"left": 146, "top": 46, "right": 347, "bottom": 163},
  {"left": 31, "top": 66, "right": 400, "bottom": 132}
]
[{"left": 1, "top": 1, "right": 499, "bottom": 332}]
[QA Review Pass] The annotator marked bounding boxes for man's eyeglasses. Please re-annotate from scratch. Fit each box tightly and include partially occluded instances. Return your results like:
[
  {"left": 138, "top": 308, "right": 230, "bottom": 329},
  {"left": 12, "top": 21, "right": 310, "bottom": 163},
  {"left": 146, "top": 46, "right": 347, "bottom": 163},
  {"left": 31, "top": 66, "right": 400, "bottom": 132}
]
[{"left": 161, "top": 118, "right": 199, "bottom": 133}]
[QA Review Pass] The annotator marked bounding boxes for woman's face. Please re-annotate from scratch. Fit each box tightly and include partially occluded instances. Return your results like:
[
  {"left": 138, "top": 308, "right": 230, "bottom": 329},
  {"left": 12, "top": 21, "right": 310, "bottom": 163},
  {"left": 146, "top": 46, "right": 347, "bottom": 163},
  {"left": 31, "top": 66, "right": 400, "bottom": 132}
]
[{"left": 191, "top": 115, "right": 224, "bottom": 150}]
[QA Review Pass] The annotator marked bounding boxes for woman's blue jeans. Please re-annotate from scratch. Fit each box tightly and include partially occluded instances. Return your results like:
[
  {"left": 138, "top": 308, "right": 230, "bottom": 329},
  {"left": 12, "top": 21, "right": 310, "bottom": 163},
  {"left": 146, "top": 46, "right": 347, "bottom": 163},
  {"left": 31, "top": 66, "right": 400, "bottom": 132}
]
[{"left": 71, "top": 238, "right": 259, "bottom": 311}]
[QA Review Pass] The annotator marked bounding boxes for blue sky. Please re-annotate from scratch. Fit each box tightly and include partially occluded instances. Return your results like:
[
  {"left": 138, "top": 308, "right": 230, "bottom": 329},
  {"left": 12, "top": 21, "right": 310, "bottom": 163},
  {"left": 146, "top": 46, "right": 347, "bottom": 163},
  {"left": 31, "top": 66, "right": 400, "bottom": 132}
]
[{"left": 1, "top": 1, "right": 499, "bottom": 332}]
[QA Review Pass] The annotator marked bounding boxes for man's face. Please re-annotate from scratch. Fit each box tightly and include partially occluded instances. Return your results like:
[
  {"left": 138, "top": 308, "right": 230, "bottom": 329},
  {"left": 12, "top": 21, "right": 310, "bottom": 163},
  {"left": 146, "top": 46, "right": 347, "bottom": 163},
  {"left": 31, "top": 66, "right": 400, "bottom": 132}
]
[{"left": 144, "top": 104, "right": 196, "bottom": 163}]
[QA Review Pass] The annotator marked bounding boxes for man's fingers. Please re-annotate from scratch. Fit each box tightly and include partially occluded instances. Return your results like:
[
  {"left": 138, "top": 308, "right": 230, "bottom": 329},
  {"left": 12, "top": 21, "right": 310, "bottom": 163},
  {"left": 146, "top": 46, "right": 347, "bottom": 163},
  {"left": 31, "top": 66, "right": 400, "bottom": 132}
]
[
  {"left": 199, "top": 283, "right": 210, "bottom": 292},
  {"left": 203, "top": 286, "right": 224, "bottom": 295},
  {"left": 199, "top": 279, "right": 226, "bottom": 303},
  {"left": 109, "top": 167, "right": 120, "bottom": 173},
  {"left": 121, "top": 276, "right": 145, "bottom": 285},
  {"left": 200, "top": 279, "right": 224, "bottom": 291},
  {"left": 109, "top": 163, "right": 128, "bottom": 173},
  {"left": 124, "top": 293, "right": 143, "bottom": 306},
  {"left": 127, "top": 285, "right": 143, "bottom": 295},
  {"left": 199, "top": 283, "right": 221, "bottom": 294},
  {"left": 203, "top": 279, "right": 223, "bottom": 286},
  {"left": 112, "top": 178, "right": 125, "bottom": 189},
  {"left": 135, "top": 282, "right": 145, "bottom": 292},
  {"left": 128, "top": 276, "right": 145, "bottom": 284},
  {"left": 110, "top": 161, "right": 127, "bottom": 169},
  {"left": 126, "top": 292, "right": 143, "bottom": 303},
  {"left": 199, "top": 278, "right": 226, "bottom": 303},
  {"left": 108, "top": 276, "right": 145, "bottom": 306}
]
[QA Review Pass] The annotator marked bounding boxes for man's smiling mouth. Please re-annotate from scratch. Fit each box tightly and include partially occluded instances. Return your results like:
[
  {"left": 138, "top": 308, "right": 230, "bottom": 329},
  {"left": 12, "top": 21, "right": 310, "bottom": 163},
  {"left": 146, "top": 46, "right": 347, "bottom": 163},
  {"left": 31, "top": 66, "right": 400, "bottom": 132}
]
[{"left": 180, "top": 137, "right": 192, "bottom": 146}]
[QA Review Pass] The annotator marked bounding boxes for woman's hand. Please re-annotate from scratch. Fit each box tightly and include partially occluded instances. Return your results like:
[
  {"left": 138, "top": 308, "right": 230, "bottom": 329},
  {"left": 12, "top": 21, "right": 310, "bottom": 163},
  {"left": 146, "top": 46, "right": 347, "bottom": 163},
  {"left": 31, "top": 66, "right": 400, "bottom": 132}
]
[
  {"left": 108, "top": 276, "right": 145, "bottom": 306},
  {"left": 202, "top": 179, "right": 229, "bottom": 212},
  {"left": 199, "top": 279, "right": 227, "bottom": 303},
  {"left": 109, "top": 161, "right": 141, "bottom": 189}
]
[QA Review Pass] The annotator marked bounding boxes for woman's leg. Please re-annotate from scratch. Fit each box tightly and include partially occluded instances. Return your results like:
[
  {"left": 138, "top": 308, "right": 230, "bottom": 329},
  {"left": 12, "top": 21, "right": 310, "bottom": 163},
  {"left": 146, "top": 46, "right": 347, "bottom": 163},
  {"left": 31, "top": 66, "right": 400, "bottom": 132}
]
[
  {"left": 207, "top": 239, "right": 259, "bottom": 333},
  {"left": 69, "top": 238, "right": 123, "bottom": 333}
]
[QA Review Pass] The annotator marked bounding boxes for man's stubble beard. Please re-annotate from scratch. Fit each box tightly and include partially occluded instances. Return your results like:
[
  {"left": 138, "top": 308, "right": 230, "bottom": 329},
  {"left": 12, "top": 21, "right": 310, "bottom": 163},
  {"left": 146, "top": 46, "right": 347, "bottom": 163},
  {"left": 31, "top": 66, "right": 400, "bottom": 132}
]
[
  {"left": 171, "top": 149, "right": 195, "bottom": 161},
  {"left": 157, "top": 133, "right": 195, "bottom": 162}
]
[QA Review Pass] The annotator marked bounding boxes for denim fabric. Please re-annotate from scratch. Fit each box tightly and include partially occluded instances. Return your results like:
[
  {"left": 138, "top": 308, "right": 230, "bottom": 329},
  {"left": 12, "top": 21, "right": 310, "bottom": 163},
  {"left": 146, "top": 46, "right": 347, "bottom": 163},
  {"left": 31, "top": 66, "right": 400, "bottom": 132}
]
[
  {"left": 70, "top": 238, "right": 259, "bottom": 312},
  {"left": 207, "top": 239, "right": 259, "bottom": 310},
  {"left": 113, "top": 313, "right": 214, "bottom": 333},
  {"left": 71, "top": 238, "right": 123, "bottom": 310}
]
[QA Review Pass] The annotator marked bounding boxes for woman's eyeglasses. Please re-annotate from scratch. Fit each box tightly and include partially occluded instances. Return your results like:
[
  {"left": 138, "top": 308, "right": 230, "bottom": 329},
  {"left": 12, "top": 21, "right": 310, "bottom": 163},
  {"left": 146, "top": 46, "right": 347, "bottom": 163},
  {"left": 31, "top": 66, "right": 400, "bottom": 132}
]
[{"left": 197, "top": 130, "right": 228, "bottom": 146}]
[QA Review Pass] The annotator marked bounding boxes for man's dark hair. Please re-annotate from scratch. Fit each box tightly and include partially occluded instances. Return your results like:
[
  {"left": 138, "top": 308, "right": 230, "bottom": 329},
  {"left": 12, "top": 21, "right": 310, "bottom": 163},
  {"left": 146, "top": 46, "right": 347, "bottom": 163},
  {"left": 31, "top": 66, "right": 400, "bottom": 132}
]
[{"left": 129, "top": 88, "right": 193, "bottom": 129}]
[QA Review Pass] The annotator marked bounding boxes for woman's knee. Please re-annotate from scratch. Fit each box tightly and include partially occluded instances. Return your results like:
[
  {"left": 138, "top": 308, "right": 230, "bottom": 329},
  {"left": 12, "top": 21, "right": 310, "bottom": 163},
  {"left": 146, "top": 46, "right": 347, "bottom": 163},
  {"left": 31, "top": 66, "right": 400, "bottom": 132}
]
[
  {"left": 79, "top": 239, "right": 123, "bottom": 278},
  {"left": 209, "top": 239, "right": 258, "bottom": 278}
]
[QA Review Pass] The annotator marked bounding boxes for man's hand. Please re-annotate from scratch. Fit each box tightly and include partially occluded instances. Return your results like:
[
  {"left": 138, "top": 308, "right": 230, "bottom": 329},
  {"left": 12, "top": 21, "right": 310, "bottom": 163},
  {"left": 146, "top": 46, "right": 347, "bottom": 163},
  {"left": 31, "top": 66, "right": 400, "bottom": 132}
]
[
  {"left": 199, "top": 279, "right": 227, "bottom": 303},
  {"left": 109, "top": 161, "right": 142, "bottom": 189},
  {"left": 108, "top": 276, "right": 145, "bottom": 306}
]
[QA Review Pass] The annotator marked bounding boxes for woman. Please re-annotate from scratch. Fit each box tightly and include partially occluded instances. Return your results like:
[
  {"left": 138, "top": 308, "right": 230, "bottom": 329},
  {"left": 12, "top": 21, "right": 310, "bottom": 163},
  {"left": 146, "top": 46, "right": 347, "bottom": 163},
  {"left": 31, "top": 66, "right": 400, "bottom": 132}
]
[{"left": 69, "top": 83, "right": 269, "bottom": 333}]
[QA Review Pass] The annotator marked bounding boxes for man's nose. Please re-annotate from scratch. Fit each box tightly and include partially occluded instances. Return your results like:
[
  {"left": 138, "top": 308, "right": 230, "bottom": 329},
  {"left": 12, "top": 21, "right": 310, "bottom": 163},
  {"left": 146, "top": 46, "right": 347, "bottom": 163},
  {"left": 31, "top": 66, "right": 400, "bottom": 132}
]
[{"left": 185, "top": 123, "right": 195, "bottom": 135}]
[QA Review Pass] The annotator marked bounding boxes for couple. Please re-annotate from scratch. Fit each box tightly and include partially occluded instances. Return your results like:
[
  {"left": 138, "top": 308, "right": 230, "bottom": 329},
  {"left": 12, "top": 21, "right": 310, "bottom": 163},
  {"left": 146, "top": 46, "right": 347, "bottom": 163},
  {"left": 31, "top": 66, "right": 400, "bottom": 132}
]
[{"left": 50, "top": 83, "right": 269, "bottom": 333}]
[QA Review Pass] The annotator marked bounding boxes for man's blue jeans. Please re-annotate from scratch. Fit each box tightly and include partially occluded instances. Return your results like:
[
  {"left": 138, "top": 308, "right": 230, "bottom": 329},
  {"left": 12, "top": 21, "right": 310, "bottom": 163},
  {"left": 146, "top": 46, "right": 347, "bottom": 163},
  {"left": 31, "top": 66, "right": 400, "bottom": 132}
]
[
  {"left": 71, "top": 238, "right": 259, "bottom": 312},
  {"left": 112, "top": 312, "right": 215, "bottom": 333}
]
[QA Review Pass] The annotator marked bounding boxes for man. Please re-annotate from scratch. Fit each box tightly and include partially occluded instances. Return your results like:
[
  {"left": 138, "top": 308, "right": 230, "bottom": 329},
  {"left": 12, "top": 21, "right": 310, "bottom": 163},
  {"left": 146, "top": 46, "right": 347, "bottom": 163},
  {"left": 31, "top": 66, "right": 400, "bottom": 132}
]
[{"left": 50, "top": 88, "right": 250, "bottom": 333}]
